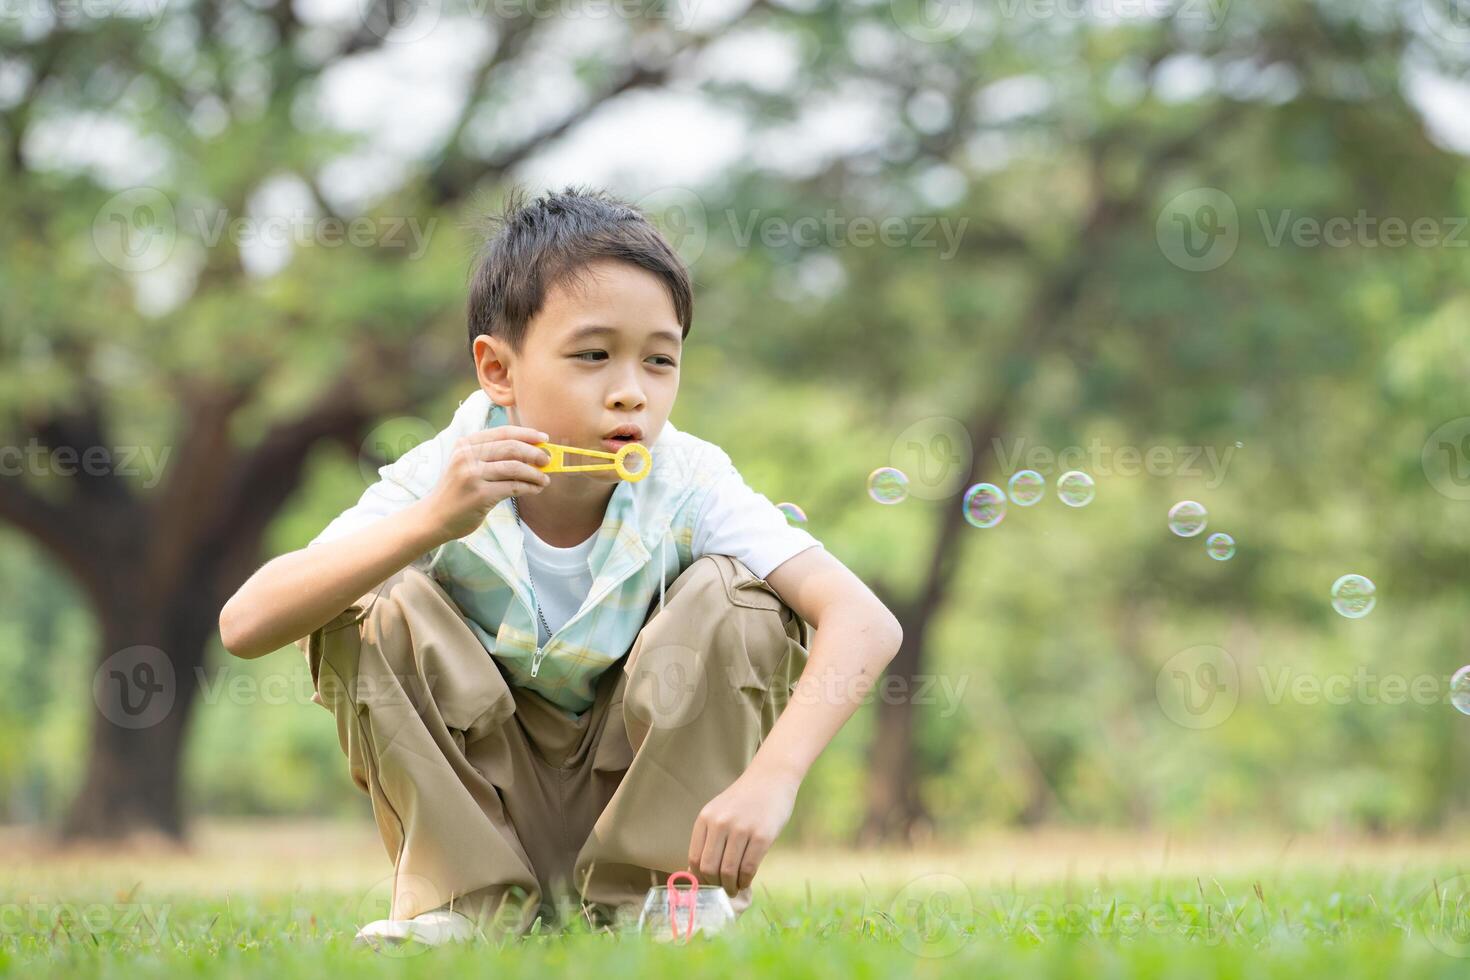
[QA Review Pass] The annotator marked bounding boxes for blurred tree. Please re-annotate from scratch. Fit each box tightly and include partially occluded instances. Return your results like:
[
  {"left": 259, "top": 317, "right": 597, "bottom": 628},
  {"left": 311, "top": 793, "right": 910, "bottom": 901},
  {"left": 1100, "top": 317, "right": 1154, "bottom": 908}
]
[
  {"left": 0, "top": 0, "right": 766, "bottom": 842},
  {"left": 674, "top": 0, "right": 1469, "bottom": 841}
]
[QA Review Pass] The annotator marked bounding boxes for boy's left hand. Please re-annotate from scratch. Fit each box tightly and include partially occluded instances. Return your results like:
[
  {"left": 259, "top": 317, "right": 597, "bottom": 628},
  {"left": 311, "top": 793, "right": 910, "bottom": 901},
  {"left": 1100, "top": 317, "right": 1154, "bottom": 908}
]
[{"left": 687, "top": 767, "right": 799, "bottom": 895}]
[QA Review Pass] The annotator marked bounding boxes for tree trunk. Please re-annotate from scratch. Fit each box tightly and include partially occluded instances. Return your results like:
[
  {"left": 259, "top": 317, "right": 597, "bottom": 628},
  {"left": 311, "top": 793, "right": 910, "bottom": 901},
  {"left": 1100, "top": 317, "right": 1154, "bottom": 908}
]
[
  {"left": 856, "top": 253, "right": 1095, "bottom": 844},
  {"left": 58, "top": 591, "right": 215, "bottom": 844}
]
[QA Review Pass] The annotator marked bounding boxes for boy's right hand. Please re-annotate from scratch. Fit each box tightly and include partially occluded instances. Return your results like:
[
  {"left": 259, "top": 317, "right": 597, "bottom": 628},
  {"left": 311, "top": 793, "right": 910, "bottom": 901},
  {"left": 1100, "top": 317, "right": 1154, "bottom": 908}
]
[{"left": 420, "top": 426, "right": 553, "bottom": 542}]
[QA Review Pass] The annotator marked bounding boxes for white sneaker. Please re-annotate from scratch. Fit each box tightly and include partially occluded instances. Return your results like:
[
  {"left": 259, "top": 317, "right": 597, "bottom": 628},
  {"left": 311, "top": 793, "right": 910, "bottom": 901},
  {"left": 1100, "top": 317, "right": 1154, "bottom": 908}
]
[{"left": 354, "top": 907, "right": 480, "bottom": 948}]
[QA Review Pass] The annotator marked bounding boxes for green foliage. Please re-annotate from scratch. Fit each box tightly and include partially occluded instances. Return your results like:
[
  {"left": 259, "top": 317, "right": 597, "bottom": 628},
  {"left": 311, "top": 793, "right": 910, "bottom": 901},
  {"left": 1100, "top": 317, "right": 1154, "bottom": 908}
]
[{"left": 2, "top": 0, "right": 1468, "bottom": 840}]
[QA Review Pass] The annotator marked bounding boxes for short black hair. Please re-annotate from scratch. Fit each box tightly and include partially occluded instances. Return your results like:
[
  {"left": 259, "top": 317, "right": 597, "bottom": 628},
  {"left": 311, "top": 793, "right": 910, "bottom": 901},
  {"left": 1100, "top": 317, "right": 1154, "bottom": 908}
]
[{"left": 467, "top": 185, "right": 693, "bottom": 357}]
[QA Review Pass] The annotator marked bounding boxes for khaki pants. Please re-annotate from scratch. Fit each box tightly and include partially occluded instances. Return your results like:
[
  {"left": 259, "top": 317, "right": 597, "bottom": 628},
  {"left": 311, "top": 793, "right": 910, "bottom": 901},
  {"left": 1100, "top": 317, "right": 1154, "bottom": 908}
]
[{"left": 297, "top": 554, "right": 811, "bottom": 933}]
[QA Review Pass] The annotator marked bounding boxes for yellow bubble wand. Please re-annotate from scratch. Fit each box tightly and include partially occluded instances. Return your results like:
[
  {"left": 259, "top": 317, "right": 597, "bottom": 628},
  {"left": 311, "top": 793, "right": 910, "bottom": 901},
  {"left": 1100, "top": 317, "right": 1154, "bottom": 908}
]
[{"left": 533, "top": 440, "right": 652, "bottom": 483}]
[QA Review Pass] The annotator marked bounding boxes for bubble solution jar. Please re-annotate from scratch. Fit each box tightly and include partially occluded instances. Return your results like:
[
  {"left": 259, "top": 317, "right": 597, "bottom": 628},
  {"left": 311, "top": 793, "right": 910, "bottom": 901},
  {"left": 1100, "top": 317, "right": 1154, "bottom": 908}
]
[{"left": 637, "top": 872, "right": 736, "bottom": 942}]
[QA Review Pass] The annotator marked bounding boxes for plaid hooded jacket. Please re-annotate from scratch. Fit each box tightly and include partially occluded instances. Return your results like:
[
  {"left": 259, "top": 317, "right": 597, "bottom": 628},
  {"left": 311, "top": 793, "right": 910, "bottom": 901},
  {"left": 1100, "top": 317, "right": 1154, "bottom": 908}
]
[{"left": 340, "top": 388, "right": 737, "bottom": 713}]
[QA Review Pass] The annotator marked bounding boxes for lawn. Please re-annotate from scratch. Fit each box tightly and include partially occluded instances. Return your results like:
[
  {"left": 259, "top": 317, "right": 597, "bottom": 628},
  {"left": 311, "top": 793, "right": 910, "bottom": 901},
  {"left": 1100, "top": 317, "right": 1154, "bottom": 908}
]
[{"left": 3, "top": 821, "right": 1469, "bottom": 978}]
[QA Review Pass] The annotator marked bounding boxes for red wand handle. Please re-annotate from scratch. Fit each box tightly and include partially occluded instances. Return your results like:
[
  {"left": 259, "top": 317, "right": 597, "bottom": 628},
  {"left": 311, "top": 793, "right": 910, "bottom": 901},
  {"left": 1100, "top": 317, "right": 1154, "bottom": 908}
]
[{"left": 667, "top": 871, "right": 699, "bottom": 941}]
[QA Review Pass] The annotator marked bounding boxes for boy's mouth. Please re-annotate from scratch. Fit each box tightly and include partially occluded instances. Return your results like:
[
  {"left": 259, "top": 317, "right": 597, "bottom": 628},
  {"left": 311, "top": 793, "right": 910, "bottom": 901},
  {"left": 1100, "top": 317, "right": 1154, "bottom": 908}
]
[{"left": 601, "top": 424, "right": 643, "bottom": 446}]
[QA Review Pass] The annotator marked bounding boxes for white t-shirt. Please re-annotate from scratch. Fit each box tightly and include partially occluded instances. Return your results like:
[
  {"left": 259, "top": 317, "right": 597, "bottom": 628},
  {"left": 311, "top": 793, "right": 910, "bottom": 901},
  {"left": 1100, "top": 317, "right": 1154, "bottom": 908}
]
[
  {"left": 518, "top": 520, "right": 598, "bottom": 648},
  {"left": 308, "top": 470, "right": 823, "bottom": 645}
]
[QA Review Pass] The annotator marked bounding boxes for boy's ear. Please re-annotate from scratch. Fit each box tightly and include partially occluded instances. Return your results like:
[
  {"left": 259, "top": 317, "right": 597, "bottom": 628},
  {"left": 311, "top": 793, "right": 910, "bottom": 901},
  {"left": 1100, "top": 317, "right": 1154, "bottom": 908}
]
[{"left": 473, "top": 334, "right": 516, "bottom": 409}]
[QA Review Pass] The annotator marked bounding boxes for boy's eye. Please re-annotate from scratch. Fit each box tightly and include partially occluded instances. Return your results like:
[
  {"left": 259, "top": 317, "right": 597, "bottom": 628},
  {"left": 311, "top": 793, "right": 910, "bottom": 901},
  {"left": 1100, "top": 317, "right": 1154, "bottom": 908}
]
[{"left": 573, "top": 351, "right": 677, "bottom": 367}]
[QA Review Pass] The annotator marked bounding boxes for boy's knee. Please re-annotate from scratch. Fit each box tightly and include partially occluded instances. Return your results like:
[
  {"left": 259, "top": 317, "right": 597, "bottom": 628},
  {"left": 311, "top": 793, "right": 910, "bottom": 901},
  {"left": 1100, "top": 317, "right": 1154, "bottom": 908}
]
[{"left": 626, "top": 555, "right": 803, "bottom": 727}]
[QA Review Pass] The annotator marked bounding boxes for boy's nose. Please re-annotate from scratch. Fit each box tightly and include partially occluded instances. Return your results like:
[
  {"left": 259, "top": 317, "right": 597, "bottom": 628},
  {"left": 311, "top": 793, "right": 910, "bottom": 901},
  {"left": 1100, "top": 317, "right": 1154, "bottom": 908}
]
[{"left": 608, "top": 389, "right": 646, "bottom": 412}]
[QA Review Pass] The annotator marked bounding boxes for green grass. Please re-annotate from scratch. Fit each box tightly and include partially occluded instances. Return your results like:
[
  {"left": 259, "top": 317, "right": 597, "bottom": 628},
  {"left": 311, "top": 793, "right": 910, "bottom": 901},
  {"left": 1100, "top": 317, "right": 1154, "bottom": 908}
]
[{"left": 5, "top": 864, "right": 1470, "bottom": 978}]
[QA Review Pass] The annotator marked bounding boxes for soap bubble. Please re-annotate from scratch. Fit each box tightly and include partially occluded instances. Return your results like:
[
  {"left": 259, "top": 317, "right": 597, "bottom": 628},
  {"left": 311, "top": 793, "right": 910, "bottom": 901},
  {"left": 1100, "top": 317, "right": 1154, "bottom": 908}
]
[
  {"left": 1205, "top": 532, "right": 1235, "bottom": 561},
  {"left": 1168, "top": 500, "right": 1208, "bottom": 537},
  {"left": 868, "top": 467, "right": 910, "bottom": 505},
  {"left": 776, "top": 502, "right": 807, "bottom": 525},
  {"left": 891, "top": 416, "right": 972, "bottom": 500},
  {"left": 1056, "top": 471, "right": 1095, "bottom": 508},
  {"left": 1452, "top": 666, "right": 1470, "bottom": 716},
  {"left": 1331, "top": 574, "right": 1376, "bottom": 619},
  {"left": 1007, "top": 470, "right": 1045, "bottom": 507},
  {"left": 962, "top": 483, "right": 1006, "bottom": 528}
]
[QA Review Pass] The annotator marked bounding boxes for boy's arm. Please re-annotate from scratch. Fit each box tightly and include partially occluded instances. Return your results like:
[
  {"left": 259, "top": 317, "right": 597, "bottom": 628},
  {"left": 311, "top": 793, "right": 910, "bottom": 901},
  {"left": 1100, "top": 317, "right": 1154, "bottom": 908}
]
[
  {"left": 219, "top": 423, "right": 553, "bottom": 660},
  {"left": 687, "top": 545, "right": 902, "bottom": 894},
  {"left": 218, "top": 499, "right": 446, "bottom": 660}
]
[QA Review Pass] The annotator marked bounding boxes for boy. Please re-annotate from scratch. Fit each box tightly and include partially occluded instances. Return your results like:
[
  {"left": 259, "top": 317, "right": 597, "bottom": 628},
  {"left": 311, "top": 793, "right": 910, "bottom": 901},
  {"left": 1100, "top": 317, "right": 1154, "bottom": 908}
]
[{"left": 218, "top": 187, "right": 902, "bottom": 945}]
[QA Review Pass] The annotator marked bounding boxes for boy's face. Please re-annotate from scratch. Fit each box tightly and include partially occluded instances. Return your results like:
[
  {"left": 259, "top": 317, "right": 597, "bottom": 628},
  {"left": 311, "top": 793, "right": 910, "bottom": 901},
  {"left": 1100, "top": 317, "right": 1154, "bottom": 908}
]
[{"left": 475, "top": 258, "right": 683, "bottom": 485}]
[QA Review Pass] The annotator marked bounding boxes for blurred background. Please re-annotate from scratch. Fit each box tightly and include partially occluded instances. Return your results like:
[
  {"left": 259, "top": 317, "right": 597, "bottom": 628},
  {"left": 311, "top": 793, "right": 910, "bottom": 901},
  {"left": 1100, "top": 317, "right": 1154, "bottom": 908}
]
[{"left": 2, "top": 0, "right": 1468, "bottom": 854}]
